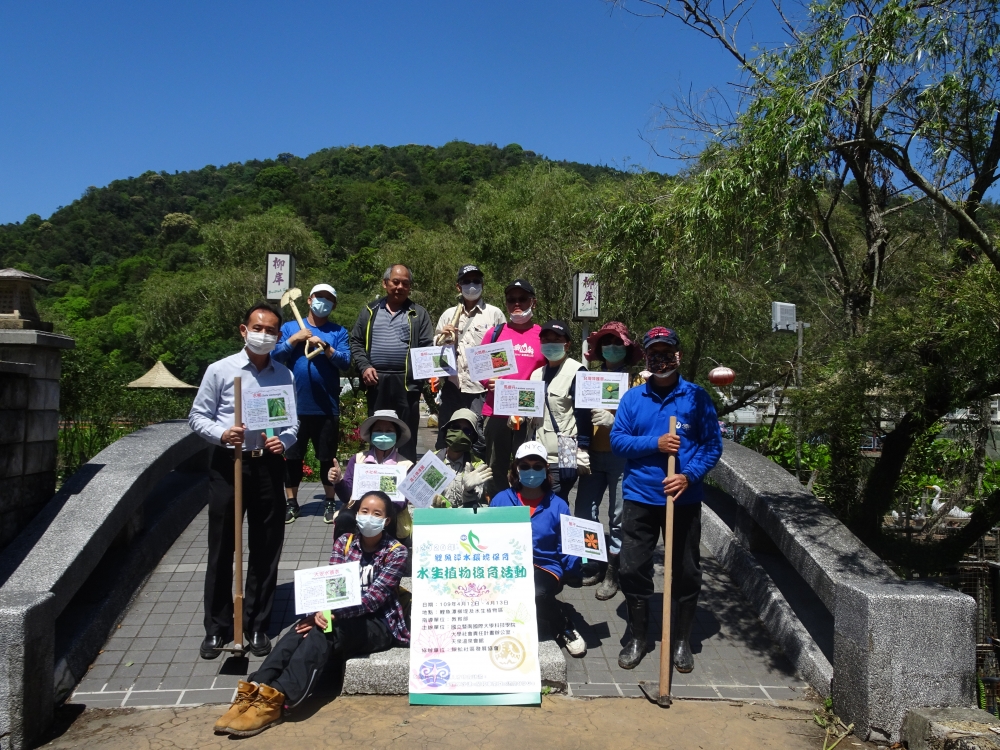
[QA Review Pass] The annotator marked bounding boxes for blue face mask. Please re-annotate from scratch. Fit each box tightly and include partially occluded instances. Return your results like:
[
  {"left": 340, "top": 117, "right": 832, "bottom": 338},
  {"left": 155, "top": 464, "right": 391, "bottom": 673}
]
[
  {"left": 541, "top": 343, "right": 566, "bottom": 361},
  {"left": 310, "top": 297, "right": 334, "bottom": 317},
  {"left": 602, "top": 344, "right": 626, "bottom": 363},
  {"left": 371, "top": 431, "right": 397, "bottom": 451},
  {"left": 518, "top": 467, "right": 547, "bottom": 488}
]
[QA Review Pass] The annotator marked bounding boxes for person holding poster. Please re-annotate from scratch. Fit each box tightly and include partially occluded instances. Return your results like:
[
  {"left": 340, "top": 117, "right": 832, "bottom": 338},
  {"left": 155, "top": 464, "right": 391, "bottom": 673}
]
[
  {"left": 610, "top": 327, "right": 723, "bottom": 673},
  {"left": 430, "top": 408, "right": 492, "bottom": 508},
  {"left": 331, "top": 410, "right": 414, "bottom": 541},
  {"left": 433, "top": 264, "right": 506, "bottom": 448},
  {"left": 188, "top": 302, "right": 298, "bottom": 660},
  {"left": 528, "top": 320, "right": 593, "bottom": 501},
  {"left": 576, "top": 322, "right": 644, "bottom": 599},
  {"left": 272, "top": 283, "right": 351, "bottom": 525},
  {"left": 350, "top": 264, "right": 434, "bottom": 460},
  {"left": 489, "top": 441, "right": 587, "bottom": 657},
  {"left": 479, "top": 279, "right": 547, "bottom": 498},
  {"left": 214, "top": 491, "right": 409, "bottom": 737}
]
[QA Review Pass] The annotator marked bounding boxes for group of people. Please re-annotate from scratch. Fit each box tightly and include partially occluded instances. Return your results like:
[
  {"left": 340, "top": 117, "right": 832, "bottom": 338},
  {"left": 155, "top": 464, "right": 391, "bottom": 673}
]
[{"left": 188, "top": 263, "right": 723, "bottom": 737}]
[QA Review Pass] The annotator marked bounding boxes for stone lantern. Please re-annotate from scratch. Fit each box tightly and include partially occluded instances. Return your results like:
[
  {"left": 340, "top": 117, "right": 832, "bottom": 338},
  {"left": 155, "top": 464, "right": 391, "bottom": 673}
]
[{"left": 0, "top": 268, "right": 53, "bottom": 332}]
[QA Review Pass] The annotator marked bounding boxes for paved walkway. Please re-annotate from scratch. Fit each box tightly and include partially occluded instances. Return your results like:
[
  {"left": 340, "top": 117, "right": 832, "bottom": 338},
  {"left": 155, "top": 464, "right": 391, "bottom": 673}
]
[{"left": 69, "top": 425, "right": 809, "bottom": 709}]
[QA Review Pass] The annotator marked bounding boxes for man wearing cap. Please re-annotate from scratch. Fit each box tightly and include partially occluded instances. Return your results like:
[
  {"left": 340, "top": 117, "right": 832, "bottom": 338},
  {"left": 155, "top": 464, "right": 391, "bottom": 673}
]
[
  {"left": 479, "top": 279, "right": 547, "bottom": 497},
  {"left": 350, "top": 264, "right": 434, "bottom": 461},
  {"left": 273, "top": 284, "right": 351, "bottom": 524},
  {"left": 610, "top": 327, "right": 723, "bottom": 672},
  {"left": 433, "top": 264, "right": 506, "bottom": 448}
]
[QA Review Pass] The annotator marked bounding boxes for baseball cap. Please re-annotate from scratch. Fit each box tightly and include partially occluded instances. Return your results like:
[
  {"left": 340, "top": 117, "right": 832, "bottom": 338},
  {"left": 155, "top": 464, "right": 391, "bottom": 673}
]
[
  {"left": 457, "top": 264, "right": 483, "bottom": 282},
  {"left": 643, "top": 327, "right": 680, "bottom": 348},
  {"left": 504, "top": 279, "right": 535, "bottom": 296},
  {"left": 540, "top": 319, "right": 571, "bottom": 340},
  {"left": 515, "top": 441, "right": 548, "bottom": 461},
  {"left": 309, "top": 283, "right": 337, "bottom": 299}
]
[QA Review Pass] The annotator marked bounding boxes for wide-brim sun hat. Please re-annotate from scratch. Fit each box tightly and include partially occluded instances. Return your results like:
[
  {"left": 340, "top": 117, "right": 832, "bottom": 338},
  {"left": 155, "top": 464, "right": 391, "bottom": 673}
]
[
  {"left": 439, "top": 408, "right": 482, "bottom": 443},
  {"left": 360, "top": 409, "right": 411, "bottom": 446},
  {"left": 585, "top": 321, "right": 644, "bottom": 365},
  {"left": 515, "top": 440, "right": 548, "bottom": 461}
]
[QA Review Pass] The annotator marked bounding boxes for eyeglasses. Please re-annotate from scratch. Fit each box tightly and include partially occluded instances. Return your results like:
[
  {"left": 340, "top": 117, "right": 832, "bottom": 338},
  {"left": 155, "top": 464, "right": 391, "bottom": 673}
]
[{"left": 517, "top": 462, "right": 547, "bottom": 471}]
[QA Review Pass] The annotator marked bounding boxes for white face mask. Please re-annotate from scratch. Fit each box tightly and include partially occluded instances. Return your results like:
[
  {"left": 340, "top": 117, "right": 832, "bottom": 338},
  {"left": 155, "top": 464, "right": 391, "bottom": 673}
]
[
  {"left": 356, "top": 513, "right": 386, "bottom": 538},
  {"left": 460, "top": 283, "right": 482, "bottom": 302},
  {"left": 245, "top": 331, "right": 278, "bottom": 355},
  {"left": 652, "top": 368, "right": 678, "bottom": 381},
  {"left": 510, "top": 308, "right": 533, "bottom": 324}
]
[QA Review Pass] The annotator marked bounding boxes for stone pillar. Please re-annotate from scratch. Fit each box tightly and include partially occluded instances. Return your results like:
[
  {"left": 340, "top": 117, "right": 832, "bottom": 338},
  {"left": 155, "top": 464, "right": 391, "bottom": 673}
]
[{"left": 0, "top": 331, "right": 74, "bottom": 551}]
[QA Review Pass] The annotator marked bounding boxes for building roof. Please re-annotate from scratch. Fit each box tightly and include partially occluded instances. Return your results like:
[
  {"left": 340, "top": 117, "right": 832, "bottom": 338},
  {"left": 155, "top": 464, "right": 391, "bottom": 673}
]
[
  {"left": 127, "top": 360, "right": 197, "bottom": 389},
  {"left": 0, "top": 269, "right": 52, "bottom": 283}
]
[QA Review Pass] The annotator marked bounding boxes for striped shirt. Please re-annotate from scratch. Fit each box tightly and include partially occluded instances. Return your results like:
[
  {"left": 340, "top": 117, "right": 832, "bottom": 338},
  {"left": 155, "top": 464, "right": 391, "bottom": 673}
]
[
  {"left": 330, "top": 532, "right": 410, "bottom": 644},
  {"left": 368, "top": 305, "right": 410, "bottom": 371}
]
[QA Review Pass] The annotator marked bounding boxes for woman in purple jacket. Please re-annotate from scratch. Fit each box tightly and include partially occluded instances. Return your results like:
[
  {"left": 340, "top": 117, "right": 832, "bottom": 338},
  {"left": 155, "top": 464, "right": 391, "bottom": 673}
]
[{"left": 490, "top": 441, "right": 586, "bottom": 657}]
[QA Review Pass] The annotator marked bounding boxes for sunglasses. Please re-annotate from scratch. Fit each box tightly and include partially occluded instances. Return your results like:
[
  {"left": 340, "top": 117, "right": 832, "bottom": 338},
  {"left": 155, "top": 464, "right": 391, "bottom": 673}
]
[{"left": 517, "top": 462, "right": 547, "bottom": 471}]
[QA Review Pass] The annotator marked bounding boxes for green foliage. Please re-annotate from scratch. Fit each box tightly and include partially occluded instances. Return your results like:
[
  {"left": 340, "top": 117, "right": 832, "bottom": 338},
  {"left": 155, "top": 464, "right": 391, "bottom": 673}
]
[{"left": 741, "top": 423, "right": 831, "bottom": 495}]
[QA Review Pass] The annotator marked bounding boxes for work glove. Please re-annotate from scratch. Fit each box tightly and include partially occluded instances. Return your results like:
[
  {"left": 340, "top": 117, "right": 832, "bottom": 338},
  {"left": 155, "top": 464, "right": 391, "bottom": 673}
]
[
  {"left": 576, "top": 449, "right": 591, "bottom": 476},
  {"left": 530, "top": 416, "right": 544, "bottom": 429},
  {"left": 506, "top": 416, "right": 522, "bottom": 430},
  {"left": 464, "top": 462, "right": 493, "bottom": 489},
  {"left": 432, "top": 494, "right": 452, "bottom": 508},
  {"left": 591, "top": 409, "right": 615, "bottom": 428}
]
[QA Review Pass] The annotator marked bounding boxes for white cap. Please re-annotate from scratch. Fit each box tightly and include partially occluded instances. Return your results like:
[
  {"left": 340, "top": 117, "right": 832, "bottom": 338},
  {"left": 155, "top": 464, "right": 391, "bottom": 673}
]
[
  {"left": 309, "top": 283, "right": 337, "bottom": 298},
  {"left": 515, "top": 441, "right": 548, "bottom": 460}
]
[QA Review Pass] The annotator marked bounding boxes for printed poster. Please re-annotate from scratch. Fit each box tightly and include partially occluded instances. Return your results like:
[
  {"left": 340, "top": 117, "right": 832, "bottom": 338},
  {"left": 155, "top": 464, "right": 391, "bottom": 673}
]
[
  {"left": 574, "top": 371, "right": 629, "bottom": 409},
  {"left": 492, "top": 379, "right": 545, "bottom": 418},
  {"left": 294, "top": 561, "right": 362, "bottom": 615},
  {"left": 243, "top": 384, "right": 297, "bottom": 431},
  {"left": 467, "top": 340, "right": 517, "bottom": 381},
  {"left": 560, "top": 514, "right": 608, "bottom": 563},
  {"left": 409, "top": 507, "right": 541, "bottom": 706},
  {"left": 399, "top": 451, "right": 457, "bottom": 509},
  {"left": 410, "top": 345, "right": 458, "bottom": 380},
  {"left": 351, "top": 463, "right": 408, "bottom": 504}
]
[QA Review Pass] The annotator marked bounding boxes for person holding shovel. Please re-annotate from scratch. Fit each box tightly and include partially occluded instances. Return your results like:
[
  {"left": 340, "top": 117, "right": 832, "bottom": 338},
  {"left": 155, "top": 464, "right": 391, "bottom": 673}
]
[
  {"left": 610, "top": 327, "right": 722, "bottom": 672},
  {"left": 273, "top": 283, "right": 351, "bottom": 525},
  {"left": 188, "top": 302, "right": 299, "bottom": 660}
]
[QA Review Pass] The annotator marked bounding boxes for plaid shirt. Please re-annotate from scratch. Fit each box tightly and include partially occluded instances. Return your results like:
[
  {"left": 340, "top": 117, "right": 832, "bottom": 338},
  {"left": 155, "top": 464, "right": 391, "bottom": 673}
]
[{"left": 330, "top": 533, "right": 410, "bottom": 645}]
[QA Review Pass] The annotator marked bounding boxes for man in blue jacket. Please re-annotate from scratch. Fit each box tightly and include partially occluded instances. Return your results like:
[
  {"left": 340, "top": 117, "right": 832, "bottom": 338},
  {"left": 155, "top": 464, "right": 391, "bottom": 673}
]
[
  {"left": 610, "top": 327, "right": 723, "bottom": 672},
  {"left": 273, "top": 283, "right": 352, "bottom": 525}
]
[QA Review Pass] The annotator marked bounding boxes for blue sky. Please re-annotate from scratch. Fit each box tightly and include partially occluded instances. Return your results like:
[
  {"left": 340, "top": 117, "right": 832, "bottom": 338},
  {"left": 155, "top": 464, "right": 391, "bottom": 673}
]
[{"left": 0, "top": 1, "right": 773, "bottom": 224}]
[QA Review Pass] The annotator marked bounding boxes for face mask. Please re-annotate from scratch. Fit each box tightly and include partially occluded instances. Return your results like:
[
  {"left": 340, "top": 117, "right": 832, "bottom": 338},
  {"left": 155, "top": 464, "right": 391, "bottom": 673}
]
[
  {"left": 245, "top": 331, "right": 278, "bottom": 355},
  {"left": 445, "top": 428, "right": 473, "bottom": 454},
  {"left": 371, "top": 431, "right": 397, "bottom": 451},
  {"left": 602, "top": 344, "right": 627, "bottom": 363},
  {"left": 518, "top": 467, "right": 547, "bottom": 488},
  {"left": 510, "top": 308, "right": 533, "bottom": 324},
  {"left": 541, "top": 343, "right": 567, "bottom": 361},
  {"left": 356, "top": 513, "right": 385, "bottom": 538},
  {"left": 310, "top": 297, "right": 334, "bottom": 317},
  {"left": 646, "top": 350, "right": 679, "bottom": 376},
  {"left": 460, "top": 283, "right": 482, "bottom": 302}
]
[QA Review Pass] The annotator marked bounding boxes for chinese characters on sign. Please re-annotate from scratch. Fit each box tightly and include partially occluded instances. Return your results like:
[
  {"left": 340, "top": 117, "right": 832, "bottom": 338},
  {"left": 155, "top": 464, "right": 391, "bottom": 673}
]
[
  {"left": 572, "top": 272, "right": 599, "bottom": 320},
  {"left": 409, "top": 507, "right": 541, "bottom": 705},
  {"left": 265, "top": 253, "right": 295, "bottom": 300}
]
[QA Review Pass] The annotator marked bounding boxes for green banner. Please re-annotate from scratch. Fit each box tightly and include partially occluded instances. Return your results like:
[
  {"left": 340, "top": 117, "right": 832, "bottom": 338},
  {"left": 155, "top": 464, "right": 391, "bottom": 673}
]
[
  {"left": 411, "top": 691, "right": 541, "bottom": 706},
  {"left": 411, "top": 506, "right": 529, "bottom": 526}
]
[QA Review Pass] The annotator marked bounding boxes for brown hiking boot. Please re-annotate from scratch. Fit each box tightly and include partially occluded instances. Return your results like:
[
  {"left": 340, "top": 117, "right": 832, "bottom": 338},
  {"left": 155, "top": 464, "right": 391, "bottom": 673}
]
[
  {"left": 213, "top": 680, "right": 258, "bottom": 734},
  {"left": 226, "top": 683, "right": 285, "bottom": 737}
]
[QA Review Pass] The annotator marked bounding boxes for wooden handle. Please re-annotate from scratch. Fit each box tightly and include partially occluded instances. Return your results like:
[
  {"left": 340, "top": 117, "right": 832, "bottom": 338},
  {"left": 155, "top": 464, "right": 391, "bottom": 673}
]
[
  {"left": 659, "top": 415, "right": 678, "bottom": 700},
  {"left": 233, "top": 376, "right": 245, "bottom": 650}
]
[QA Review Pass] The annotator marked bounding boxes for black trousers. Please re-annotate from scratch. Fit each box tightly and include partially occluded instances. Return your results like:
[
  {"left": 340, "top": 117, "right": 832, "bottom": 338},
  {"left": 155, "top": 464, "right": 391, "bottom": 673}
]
[
  {"left": 534, "top": 567, "right": 571, "bottom": 639},
  {"left": 619, "top": 500, "right": 702, "bottom": 607},
  {"left": 204, "top": 448, "right": 286, "bottom": 637},
  {"left": 285, "top": 414, "right": 340, "bottom": 488},
  {"left": 249, "top": 616, "right": 395, "bottom": 706},
  {"left": 547, "top": 466, "right": 577, "bottom": 502},
  {"left": 435, "top": 381, "right": 486, "bottom": 449},
  {"left": 365, "top": 372, "right": 421, "bottom": 461}
]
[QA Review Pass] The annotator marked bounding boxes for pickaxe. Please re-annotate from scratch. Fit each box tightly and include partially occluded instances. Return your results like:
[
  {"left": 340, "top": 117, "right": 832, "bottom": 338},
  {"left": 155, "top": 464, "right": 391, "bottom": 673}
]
[{"left": 280, "top": 287, "right": 323, "bottom": 360}]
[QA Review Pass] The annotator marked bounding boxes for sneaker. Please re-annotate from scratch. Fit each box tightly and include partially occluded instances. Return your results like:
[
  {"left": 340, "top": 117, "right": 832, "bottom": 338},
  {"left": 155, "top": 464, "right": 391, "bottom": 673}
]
[
  {"left": 323, "top": 499, "right": 336, "bottom": 524},
  {"left": 559, "top": 628, "right": 587, "bottom": 657},
  {"left": 284, "top": 501, "right": 299, "bottom": 524}
]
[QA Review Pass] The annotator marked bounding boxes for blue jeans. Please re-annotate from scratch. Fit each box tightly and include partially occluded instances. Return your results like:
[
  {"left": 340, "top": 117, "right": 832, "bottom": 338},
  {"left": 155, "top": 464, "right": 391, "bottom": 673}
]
[{"left": 574, "top": 451, "right": 625, "bottom": 555}]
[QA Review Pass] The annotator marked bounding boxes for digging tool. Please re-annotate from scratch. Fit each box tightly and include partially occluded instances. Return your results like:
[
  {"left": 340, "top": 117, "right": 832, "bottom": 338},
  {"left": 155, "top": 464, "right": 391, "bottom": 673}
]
[
  {"left": 280, "top": 287, "right": 323, "bottom": 360},
  {"left": 639, "top": 415, "right": 677, "bottom": 708},
  {"left": 217, "top": 375, "right": 249, "bottom": 674}
]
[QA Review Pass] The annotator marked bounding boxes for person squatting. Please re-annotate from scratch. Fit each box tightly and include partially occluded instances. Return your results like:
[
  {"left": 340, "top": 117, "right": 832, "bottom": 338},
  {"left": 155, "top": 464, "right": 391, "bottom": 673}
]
[{"left": 189, "top": 264, "right": 722, "bottom": 735}]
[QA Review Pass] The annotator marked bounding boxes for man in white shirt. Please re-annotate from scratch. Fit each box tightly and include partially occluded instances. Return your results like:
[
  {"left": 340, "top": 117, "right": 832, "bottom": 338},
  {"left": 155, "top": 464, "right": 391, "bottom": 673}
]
[
  {"left": 189, "top": 302, "right": 298, "bottom": 660},
  {"left": 433, "top": 264, "right": 505, "bottom": 449}
]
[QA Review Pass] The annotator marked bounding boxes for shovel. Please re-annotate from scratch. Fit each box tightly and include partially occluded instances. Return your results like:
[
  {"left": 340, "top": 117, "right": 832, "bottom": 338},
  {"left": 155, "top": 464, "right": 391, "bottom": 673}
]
[
  {"left": 639, "top": 414, "right": 677, "bottom": 708},
  {"left": 280, "top": 287, "right": 323, "bottom": 360}
]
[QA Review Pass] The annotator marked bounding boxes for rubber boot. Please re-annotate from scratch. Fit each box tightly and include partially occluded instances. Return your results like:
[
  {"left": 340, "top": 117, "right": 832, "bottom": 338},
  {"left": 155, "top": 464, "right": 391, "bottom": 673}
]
[
  {"left": 618, "top": 596, "right": 648, "bottom": 669},
  {"left": 671, "top": 599, "right": 697, "bottom": 673},
  {"left": 227, "top": 683, "right": 284, "bottom": 737},
  {"left": 214, "top": 680, "right": 257, "bottom": 734},
  {"left": 595, "top": 554, "right": 620, "bottom": 601},
  {"left": 581, "top": 560, "right": 603, "bottom": 586}
]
